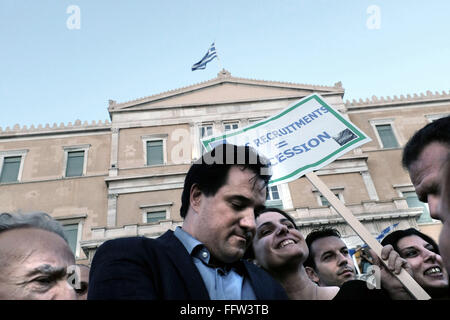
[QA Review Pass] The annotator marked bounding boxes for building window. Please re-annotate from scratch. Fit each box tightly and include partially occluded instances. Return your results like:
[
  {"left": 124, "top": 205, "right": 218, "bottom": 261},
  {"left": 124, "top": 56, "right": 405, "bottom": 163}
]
[
  {"left": 200, "top": 125, "right": 214, "bottom": 154},
  {"left": 142, "top": 134, "right": 167, "bottom": 166},
  {"left": 403, "top": 191, "right": 432, "bottom": 223},
  {"left": 319, "top": 193, "right": 342, "bottom": 207},
  {"left": 0, "top": 156, "right": 21, "bottom": 183},
  {"left": 140, "top": 202, "right": 173, "bottom": 224},
  {"left": 375, "top": 124, "right": 399, "bottom": 149},
  {"left": 0, "top": 150, "right": 27, "bottom": 183},
  {"left": 313, "top": 187, "right": 344, "bottom": 207},
  {"left": 146, "top": 140, "right": 164, "bottom": 166},
  {"left": 63, "top": 145, "right": 89, "bottom": 178},
  {"left": 267, "top": 185, "right": 280, "bottom": 201},
  {"left": 63, "top": 224, "right": 79, "bottom": 255},
  {"left": 57, "top": 214, "right": 86, "bottom": 259},
  {"left": 200, "top": 125, "right": 213, "bottom": 137},
  {"left": 66, "top": 151, "right": 85, "bottom": 177},
  {"left": 224, "top": 122, "right": 239, "bottom": 132},
  {"left": 146, "top": 210, "right": 167, "bottom": 223},
  {"left": 370, "top": 119, "right": 400, "bottom": 149},
  {"left": 266, "top": 185, "right": 283, "bottom": 209}
]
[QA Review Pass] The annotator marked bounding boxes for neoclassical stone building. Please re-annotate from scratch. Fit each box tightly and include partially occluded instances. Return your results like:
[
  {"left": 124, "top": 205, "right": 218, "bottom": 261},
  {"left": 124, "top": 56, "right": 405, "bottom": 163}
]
[{"left": 1, "top": 70, "right": 448, "bottom": 264}]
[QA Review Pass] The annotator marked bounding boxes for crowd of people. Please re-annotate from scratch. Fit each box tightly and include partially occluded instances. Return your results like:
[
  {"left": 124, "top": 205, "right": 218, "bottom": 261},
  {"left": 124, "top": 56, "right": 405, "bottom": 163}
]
[{"left": 0, "top": 116, "right": 448, "bottom": 300}]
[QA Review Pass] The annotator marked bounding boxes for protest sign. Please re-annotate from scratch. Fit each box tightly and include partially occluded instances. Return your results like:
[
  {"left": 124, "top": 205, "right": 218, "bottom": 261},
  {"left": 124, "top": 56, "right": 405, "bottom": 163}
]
[{"left": 202, "top": 93, "right": 371, "bottom": 185}]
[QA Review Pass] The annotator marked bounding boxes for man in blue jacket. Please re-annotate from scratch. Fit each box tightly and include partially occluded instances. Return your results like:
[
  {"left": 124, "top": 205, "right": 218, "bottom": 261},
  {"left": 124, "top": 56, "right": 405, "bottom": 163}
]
[{"left": 88, "top": 144, "right": 288, "bottom": 300}]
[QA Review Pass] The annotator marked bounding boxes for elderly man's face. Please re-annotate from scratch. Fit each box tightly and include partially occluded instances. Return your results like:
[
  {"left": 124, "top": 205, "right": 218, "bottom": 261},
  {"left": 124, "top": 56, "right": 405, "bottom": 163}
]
[{"left": 0, "top": 228, "right": 76, "bottom": 300}]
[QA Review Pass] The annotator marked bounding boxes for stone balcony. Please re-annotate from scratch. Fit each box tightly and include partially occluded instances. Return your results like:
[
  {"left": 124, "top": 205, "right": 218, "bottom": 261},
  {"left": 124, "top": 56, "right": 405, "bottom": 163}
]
[{"left": 80, "top": 197, "right": 422, "bottom": 262}]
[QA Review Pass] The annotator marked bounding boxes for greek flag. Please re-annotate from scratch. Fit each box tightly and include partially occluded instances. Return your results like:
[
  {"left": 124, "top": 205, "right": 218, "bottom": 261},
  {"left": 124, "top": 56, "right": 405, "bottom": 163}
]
[
  {"left": 349, "top": 223, "right": 399, "bottom": 256},
  {"left": 192, "top": 42, "right": 218, "bottom": 71},
  {"left": 375, "top": 223, "right": 399, "bottom": 241}
]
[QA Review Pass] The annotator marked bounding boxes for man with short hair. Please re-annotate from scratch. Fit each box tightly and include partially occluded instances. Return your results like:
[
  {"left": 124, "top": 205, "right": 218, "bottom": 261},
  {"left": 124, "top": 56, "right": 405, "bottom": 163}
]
[
  {"left": 304, "top": 228, "right": 356, "bottom": 287},
  {"left": 88, "top": 144, "right": 288, "bottom": 300},
  {"left": 304, "top": 227, "right": 415, "bottom": 300},
  {"left": 437, "top": 153, "right": 450, "bottom": 278},
  {"left": 0, "top": 212, "right": 77, "bottom": 300},
  {"left": 402, "top": 115, "right": 450, "bottom": 220}
]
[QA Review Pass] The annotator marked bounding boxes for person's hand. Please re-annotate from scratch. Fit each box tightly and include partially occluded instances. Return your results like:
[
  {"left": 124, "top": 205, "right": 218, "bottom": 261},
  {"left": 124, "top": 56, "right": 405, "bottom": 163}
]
[{"left": 369, "top": 245, "right": 414, "bottom": 300}]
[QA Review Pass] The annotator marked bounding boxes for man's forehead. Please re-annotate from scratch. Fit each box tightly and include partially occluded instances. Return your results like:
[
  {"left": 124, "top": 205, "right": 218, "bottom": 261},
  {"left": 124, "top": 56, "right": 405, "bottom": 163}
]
[
  {"left": 224, "top": 167, "right": 266, "bottom": 191},
  {"left": 313, "top": 236, "right": 346, "bottom": 252},
  {"left": 411, "top": 143, "right": 450, "bottom": 176},
  {"left": 409, "top": 142, "right": 450, "bottom": 186},
  {"left": 0, "top": 228, "right": 74, "bottom": 265}
]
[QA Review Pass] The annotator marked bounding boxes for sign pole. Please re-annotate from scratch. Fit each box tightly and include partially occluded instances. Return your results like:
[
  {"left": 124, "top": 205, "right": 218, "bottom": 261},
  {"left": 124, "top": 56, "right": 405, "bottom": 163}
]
[{"left": 305, "top": 171, "right": 431, "bottom": 300}]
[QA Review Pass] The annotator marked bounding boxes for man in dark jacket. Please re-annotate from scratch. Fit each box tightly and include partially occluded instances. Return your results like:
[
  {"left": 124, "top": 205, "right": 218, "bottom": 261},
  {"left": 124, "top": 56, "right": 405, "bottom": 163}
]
[{"left": 88, "top": 144, "right": 288, "bottom": 300}]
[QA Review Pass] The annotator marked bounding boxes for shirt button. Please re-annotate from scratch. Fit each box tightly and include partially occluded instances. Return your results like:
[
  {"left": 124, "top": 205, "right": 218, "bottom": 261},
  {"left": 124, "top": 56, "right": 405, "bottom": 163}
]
[{"left": 202, "top": 251, "right": 209, "bottom": 259}]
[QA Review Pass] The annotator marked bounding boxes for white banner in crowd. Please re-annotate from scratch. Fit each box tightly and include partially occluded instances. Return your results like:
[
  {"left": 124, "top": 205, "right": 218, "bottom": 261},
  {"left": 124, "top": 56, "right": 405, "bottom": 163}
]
[{"left": 201, "top": 93, "right": 372, "bottom": 185}]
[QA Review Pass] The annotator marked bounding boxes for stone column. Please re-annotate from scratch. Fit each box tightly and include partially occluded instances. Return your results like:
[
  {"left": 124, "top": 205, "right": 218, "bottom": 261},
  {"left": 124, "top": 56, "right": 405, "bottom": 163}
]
[
  {"left": 361, "top": 171, "right": 379, "bottom": 201},
  {"left": 107, "top": 193, "right": 118, "bottom": 227},
  {"left": 109, "top": 127, "right": 119, "bottom": 177}
]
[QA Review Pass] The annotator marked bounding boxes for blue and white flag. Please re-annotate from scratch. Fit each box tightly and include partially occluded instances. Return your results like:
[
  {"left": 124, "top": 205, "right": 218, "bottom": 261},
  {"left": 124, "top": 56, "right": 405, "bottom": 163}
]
[
  {"left": 192, "top": 42, "right": 218, "bottom": 71},
  {"left": 349, "top": 223, "right": 399, "bottom": 256},
  {"left": 375, "top": 223, "right": 399, "bottom": 242}
]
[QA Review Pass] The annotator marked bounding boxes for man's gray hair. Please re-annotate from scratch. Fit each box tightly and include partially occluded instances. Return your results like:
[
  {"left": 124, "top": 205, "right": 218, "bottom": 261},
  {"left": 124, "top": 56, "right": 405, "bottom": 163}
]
[{"left": 0, "top": 212, "right": 68, "bottom": 243}]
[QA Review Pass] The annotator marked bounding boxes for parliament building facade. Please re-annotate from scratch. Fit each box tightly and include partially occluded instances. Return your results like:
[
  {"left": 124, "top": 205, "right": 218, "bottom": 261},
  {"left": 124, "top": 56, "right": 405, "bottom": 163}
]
[{"left": 1, "top": 70, "right": 448, "bottom": 265}]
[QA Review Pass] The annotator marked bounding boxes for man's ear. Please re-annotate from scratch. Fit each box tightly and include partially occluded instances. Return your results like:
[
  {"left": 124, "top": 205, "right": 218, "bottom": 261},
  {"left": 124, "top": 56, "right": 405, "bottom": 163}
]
[
  {"left": 305, "top": 266, "right": 320, "bottom": 284},
  {"left": 189, "top": 184, "right": 203, "bottom": 213}
]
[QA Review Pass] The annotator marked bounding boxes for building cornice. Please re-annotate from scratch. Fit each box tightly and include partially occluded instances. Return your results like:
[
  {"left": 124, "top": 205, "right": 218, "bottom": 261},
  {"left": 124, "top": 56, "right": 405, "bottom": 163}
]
[
  {"left": 108, "top": 70, "right": 345, "bottom": 112},
  {"left": 345, "top": 90, "right": 450, "bottom": 110},
  {"left": 295, "top": 209, "right": 421, "bottom": 227},
  {"left": 109, "top": 91, "right": 345, "bottom": 114},
  {"left": 104, "top": 171, "right": 187, "bottom": 183},
  {"left": 0, "top": 119, "right": 111, "bottom": 138}
]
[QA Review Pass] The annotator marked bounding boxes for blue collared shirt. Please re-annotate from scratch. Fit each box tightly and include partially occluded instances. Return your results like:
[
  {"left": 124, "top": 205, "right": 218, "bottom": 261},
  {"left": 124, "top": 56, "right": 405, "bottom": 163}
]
[{"left": 174, "top": 226, "right": 256, "bottom": 300}]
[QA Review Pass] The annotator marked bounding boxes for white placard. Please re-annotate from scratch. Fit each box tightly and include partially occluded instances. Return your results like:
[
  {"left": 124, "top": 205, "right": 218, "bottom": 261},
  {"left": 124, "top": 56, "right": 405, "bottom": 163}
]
[{"left": 202, "top": 94, "right": 371, "bottom": 185}]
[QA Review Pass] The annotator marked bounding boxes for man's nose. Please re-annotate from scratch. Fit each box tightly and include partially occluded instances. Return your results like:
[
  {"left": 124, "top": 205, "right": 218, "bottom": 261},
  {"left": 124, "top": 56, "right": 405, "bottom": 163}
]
[
  {"left": 54, "top": 280, "right": 77, "bottom": 300},
  {"left": 428, "top": 194, "right": 441, "bottom": 220},
  {"left": 240, "top": 208, "right": 256, "bottom": 232},
  {"left": 337, "top": 252, "right": 348, "bottom": 266}
]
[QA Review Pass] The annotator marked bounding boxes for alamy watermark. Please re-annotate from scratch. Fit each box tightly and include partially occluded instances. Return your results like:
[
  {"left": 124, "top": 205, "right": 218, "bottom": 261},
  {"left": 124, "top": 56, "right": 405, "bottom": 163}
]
[
  {"left": 67, "top": 264, "right": 82, "bottom": 290},
  {"left": 357, "top": 265, "right": 382, "bottom": 289},
  {"left": 366, "top": 5, "right": 381, "bottom": 30},
  {"left": 66, "top": 5, "right": 81, "bottom": 30}
]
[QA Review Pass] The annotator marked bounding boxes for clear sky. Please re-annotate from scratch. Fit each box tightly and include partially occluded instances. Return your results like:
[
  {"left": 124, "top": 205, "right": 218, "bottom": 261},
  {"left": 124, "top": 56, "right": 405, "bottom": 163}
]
[{"left": 1, "top": 0, "right": 450, "bottom": 129}]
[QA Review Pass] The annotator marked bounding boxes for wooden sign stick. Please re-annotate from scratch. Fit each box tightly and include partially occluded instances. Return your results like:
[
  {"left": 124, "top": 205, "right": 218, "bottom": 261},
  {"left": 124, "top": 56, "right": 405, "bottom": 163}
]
[{"left": 305, "top": 171, "right": 431, "bottom": 300}]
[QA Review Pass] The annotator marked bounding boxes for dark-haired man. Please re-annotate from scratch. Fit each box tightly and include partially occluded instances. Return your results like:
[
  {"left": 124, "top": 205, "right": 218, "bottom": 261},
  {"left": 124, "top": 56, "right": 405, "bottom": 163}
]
[
  {"left": 437, "top": 154, "right": 450, "bottom": 280},
  {"left": 88, "top": 144, "right": 288, "bottom": 300},
  {"left": 304, "top": 227, "right": 417, "bottom": 300},
  {"left": 304, "top": 228, "right": 357, "bottom": 287},
  {"left": 402, "top": 115, "right": 450, "bottom": 220}
]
